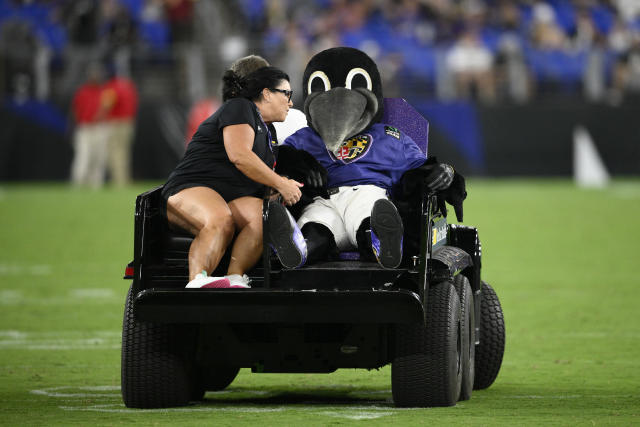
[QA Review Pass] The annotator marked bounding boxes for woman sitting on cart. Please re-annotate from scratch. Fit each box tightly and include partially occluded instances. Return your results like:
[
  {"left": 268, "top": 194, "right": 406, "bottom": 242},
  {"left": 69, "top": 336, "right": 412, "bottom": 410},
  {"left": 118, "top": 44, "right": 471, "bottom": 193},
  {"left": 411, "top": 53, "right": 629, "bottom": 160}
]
[{"left": 161, "top": 66, "right": 302, "bottom": 289}]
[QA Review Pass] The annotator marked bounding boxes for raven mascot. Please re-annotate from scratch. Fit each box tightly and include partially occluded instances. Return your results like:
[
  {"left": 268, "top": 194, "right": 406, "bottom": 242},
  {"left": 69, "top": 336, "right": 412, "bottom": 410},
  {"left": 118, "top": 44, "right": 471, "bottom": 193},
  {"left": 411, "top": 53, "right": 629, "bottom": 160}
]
[{"left": 273, "top": 47, "right": 466, "bottom": 268}]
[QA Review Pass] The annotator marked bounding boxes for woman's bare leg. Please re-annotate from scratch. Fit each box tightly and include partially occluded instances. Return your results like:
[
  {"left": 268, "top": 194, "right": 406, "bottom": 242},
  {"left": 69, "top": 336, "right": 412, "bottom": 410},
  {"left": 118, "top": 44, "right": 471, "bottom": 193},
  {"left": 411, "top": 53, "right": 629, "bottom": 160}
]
[
  {"left": 226, "top": 196, "right": 264, "bottom": 276},
  {"left": 166, "top": 187, "right": 235, "bottom": 280}
]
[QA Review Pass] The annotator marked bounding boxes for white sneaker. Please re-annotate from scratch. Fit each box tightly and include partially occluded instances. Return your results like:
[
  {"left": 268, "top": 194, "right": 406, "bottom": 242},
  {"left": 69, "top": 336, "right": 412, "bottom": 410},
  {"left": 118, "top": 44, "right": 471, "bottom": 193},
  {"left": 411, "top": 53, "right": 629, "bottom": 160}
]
[
  {"left": 226, "top": 274, "right": 251, "bottom": 288},
  {"left": 185, "top": 272, "right": 251, "bottom": 289}
]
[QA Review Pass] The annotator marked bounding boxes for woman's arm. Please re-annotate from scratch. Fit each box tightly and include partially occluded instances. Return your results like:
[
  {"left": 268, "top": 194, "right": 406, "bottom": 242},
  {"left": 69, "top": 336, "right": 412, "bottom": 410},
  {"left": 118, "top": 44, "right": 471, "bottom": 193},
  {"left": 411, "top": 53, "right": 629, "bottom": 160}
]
[{"left": 223, "top": 123, "right": 302, "bottom": 205}]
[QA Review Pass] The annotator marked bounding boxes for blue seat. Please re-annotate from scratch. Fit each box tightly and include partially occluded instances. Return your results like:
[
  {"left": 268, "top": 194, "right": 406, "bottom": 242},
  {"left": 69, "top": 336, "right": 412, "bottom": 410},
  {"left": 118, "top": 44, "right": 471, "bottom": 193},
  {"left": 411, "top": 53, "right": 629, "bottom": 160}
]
[{"left": 381, "top": 98, "right": 429, "bottom": 155}]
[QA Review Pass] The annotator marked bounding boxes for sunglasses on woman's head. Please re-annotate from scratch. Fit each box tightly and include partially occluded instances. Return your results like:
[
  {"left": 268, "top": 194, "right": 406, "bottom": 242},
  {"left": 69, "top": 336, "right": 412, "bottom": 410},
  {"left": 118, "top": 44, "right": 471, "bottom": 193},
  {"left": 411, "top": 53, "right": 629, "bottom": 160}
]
[{"left": 270, "top": 88, "right": 293, "bottom": 101}]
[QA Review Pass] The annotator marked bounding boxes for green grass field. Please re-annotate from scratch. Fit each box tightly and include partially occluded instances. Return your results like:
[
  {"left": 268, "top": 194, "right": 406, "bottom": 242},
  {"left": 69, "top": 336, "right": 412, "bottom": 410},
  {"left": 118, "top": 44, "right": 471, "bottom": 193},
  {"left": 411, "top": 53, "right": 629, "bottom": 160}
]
[{"left": 1, "top": 180, "right": 639, "bottom": 425}]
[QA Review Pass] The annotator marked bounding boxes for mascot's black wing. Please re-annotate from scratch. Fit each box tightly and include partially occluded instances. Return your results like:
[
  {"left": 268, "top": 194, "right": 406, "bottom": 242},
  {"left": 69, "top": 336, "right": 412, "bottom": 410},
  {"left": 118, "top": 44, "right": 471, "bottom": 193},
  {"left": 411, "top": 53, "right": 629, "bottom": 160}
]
[
  {"left": 440, "top": 171, "right": 467, "bottom": 222},
  {"left": 275, "top": 145, "right": 327, "bottom": 193},
  {"left": 399, "top": 157, "right": 467, "bottom": 222},
  {"left": 275, "top": 145, "right": 329, "bottom": 218}
]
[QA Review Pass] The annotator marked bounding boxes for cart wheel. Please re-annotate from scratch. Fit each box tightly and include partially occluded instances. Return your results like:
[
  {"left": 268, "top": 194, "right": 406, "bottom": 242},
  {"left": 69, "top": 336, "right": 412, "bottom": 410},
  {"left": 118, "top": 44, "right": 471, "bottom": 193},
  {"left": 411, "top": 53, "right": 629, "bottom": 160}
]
[
  {"left": 453, "top": 274, "right": 475, "bottom": 401},
  {"left": 473, "top": 281, "right": 505, "bottom": 390},
  {"left": 121, "top": 285, "right": 196, "bottom": 408},
  {"left": 392, "top": 281, "right": 462, "bottom": 407}
]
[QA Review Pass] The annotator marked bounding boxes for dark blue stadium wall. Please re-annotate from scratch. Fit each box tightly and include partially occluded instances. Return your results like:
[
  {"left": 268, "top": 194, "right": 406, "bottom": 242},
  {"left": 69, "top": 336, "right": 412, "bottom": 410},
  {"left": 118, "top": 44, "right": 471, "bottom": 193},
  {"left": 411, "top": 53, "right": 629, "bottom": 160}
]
[
  {"left": 0, "top": 104, "right": 72, "bottom": 180},
  {"left": 1, "top": 100, "right": 639, "bottom": 181},
  {"left": 419, "top": 99, "right": 640, "bottom": 177}
]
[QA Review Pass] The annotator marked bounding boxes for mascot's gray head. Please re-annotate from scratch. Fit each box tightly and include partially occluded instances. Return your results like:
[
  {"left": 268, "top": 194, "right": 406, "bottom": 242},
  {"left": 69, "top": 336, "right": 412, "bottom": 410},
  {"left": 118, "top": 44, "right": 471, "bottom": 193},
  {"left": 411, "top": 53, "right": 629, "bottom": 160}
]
[{"left": 302, "top": 47, "right": 383, "bottom": 154}]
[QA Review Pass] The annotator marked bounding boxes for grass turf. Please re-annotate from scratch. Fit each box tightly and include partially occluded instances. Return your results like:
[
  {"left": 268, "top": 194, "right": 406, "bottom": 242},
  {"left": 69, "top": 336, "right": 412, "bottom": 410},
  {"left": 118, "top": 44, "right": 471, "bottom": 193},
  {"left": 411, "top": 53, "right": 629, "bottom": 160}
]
[{"left": 0, "top": 180, "right": 639, "bottom": 425}]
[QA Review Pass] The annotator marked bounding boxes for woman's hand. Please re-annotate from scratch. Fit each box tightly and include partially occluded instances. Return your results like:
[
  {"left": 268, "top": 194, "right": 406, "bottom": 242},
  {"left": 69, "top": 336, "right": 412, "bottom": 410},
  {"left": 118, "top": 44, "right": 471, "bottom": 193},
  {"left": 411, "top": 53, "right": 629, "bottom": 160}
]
[
  {"left": 222, "top": 124, "right": 303, "bottom": 205},
  {"left": 276, "top": 177, "right": 304, "bottom": 206}
]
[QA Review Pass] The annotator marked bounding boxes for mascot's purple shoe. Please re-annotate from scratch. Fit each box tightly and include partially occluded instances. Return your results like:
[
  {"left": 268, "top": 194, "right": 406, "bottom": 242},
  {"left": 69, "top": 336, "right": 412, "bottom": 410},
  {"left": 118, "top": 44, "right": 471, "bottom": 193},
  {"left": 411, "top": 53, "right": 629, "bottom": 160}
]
[
  {"left": 370, "top": 199, "right": 404, "bottom": 269},
  {"left": 266, "top": 200, "right": 307, "bottom": 269}
]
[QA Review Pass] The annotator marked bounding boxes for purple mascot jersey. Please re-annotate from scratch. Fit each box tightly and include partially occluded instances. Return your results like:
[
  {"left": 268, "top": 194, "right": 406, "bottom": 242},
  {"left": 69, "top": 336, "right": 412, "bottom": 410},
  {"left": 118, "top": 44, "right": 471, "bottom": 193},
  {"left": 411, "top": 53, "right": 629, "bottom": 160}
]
[{"left": 284, "top": 123, "right": 426, "bottom": 191}]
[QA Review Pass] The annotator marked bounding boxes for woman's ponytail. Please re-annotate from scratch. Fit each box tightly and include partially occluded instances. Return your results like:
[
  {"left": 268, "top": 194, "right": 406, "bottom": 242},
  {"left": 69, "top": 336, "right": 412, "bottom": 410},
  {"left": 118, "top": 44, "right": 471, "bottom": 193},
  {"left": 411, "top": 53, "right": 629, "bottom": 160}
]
[{"left": 222, "top": 70, "right": 245, "bottom": 102}]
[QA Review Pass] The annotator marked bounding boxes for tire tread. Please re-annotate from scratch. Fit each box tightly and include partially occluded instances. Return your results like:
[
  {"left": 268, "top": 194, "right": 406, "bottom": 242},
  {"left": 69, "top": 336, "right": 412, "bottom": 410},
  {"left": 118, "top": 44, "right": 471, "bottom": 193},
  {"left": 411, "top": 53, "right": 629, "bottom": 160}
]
[
  {"left": 473, "top": 281, "right": 505, "bottom": 390},
  {"left": 392, "top": 282, "right": 462, "bottom": 407},
  {"left": 121, "top": 285, "right": 193, "bottom": 408}
]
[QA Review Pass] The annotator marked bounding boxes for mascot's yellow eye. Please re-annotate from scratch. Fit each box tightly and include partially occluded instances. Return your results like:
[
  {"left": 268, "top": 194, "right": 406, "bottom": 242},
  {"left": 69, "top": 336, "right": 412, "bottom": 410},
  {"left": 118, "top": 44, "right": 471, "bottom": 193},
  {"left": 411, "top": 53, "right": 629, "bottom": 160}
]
[
  {"left": 308, "top": 71, "right": 331, "bottom": 93},
  {"left": 345, "top": 68, "right": 372, "bottom": 91}
]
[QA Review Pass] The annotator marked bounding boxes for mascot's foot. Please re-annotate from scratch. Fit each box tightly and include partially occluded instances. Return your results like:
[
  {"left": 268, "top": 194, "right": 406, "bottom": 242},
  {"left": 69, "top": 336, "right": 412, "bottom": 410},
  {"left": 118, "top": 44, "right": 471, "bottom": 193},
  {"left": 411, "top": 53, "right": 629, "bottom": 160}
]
[
  {"left": 370, "top": 199, "right": 403, "bottom": 269},
  {"left": 266, "top": 201, "right": 307, "bottom": 269}
]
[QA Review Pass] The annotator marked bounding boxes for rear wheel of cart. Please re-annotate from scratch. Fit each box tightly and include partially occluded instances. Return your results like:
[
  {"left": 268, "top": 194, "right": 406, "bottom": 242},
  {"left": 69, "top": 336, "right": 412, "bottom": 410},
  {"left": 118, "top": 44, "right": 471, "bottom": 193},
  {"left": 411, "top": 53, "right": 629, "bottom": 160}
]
[
  {"left": 392, "top": 281, "right": 462, "bottom": 407},
  {"left": 121, "top": 285, "right": 198, "bottom": 408}
]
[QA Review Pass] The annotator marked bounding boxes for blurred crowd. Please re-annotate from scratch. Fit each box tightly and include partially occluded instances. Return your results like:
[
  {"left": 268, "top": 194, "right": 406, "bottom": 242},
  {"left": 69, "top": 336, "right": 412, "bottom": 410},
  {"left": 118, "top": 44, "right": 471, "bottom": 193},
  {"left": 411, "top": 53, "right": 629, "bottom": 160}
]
[
  {"left": 2, "top": 0, "right": 640, "bottom": 110},
  {"left": 249, "top": 0, "right": 640, "bottom": 104}
]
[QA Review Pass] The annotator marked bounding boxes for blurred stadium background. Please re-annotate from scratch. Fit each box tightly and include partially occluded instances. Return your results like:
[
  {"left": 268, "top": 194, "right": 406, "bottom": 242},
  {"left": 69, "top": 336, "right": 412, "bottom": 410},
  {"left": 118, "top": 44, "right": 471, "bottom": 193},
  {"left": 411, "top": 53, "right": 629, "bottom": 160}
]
[
  {"left": 1, "top": 0, "right": 639, "bottom": 182},
  {"left": 1, "top": 1, "right": 640, "bottom": 422}
]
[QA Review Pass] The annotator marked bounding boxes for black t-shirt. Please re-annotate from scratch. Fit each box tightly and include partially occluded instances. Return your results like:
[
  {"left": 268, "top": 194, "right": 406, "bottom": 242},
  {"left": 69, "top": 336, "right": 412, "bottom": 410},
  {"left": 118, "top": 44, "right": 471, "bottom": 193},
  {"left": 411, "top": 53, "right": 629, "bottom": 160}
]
[{"left": 163, "top": 98, "right": 275, "bottom": 200}]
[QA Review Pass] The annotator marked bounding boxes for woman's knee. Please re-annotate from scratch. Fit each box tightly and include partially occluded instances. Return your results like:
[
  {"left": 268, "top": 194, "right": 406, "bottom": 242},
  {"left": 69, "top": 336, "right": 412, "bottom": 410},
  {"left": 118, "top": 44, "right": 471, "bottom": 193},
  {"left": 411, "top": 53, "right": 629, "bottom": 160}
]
[
  {"left": 228, "top": 197, "right": 264, "bottom": 230},
  {"left": 244, "top": 205, "right": 264, "bottom": 229},
  {"left": 167, "top": 186, "right": 234, "bottom": 234},
  {"left": 202, "top": 212, "right": 235, "bottom": 240}
]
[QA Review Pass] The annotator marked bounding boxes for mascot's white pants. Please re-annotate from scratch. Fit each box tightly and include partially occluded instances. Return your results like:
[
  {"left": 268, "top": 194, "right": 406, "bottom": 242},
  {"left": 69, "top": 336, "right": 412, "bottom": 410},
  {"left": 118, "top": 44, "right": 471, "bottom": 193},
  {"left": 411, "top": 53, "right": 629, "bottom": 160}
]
[{"left": 297, "top": 185, "right": 388, "bottom": 251}]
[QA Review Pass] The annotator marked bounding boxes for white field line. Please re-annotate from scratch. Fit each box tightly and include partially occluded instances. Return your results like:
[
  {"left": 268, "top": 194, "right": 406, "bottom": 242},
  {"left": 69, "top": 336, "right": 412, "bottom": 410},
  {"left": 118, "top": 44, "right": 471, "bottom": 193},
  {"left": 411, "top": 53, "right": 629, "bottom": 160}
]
[
  {"left": 207, "top": 390, "right": 272, "bottom": 396},
  {"left": 41, "top": 385, "right": 637, "bottom": 418},
  {"left": 0, "top": 288, "right": 120, "bottom": 306},
  {"left": 35, "top": 386, "right": 394, "bottom": 402},
  {"left": 69, "top": 288, "right": 116, "bottom": 299},
  {"left": 32, "top": 386, "right": 122, "bottom": 398},
  {"left": 508, "top": 395, "right": 581, "bottom": 399},
  {"left": 472, "top": 394, "right": 639, "bottom": 399},
  {"left": 319, "top": 410, "right": 393, "bottom": 420},
  {"left": 0, "top": 330, "right": 120, "bottom": 350},
  {"left": 0, "top": 290, "right": 22, "bottom": 304},
  {"left": 0, "top": 263, "right": 52, "bottom": 276},
  {"left": 58, "top": 404, "right": 287, "bottom": 413},
  {"left": 36, "top": 385, "right": 419, "bottom": 418},
  {"left": 556, "top": 331, "right": 640, "bottom": 339},
  {"left": 56, "top": 403, "right": 409, "bottom": 417}
]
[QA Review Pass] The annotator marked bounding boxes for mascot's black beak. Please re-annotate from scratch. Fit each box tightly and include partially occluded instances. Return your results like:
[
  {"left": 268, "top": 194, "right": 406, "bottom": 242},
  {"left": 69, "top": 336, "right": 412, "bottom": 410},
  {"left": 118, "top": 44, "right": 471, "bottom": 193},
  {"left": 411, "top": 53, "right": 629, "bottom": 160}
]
[{"left": 304, "top": 87, "right": 378, "bottom": 154}]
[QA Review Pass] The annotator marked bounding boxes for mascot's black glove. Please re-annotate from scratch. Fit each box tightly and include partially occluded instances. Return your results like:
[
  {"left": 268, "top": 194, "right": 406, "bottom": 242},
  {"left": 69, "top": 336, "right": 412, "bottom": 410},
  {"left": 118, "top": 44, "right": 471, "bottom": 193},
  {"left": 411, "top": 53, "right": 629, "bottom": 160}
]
[
  {"left": 401, "top": 157, "right": 454, "bottom": 195},
  {"left": 436, "top": 171, "right": 467, "bottom": 222},
  {"left": 400, "top": 157, "right": 467, "bottom": 222},
  {"left": 275, "top": 145, "right": 328, "bottom": 198},
  {"left": 425, "top": 163, "right": 454, "bottom": 191}
]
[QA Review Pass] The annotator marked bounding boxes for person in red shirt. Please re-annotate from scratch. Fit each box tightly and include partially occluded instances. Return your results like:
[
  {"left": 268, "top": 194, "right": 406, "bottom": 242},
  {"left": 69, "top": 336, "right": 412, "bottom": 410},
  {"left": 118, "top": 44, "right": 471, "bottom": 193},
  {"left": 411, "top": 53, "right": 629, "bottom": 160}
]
[
  {"left": 101, "top": 71, "right": 138, "bottom": 186},
  {"left": 185, "top": 97, "right": 220, "bottom": 146},
  {"left": 70, "top": 62, "right": 108, "bottom": 188}
]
